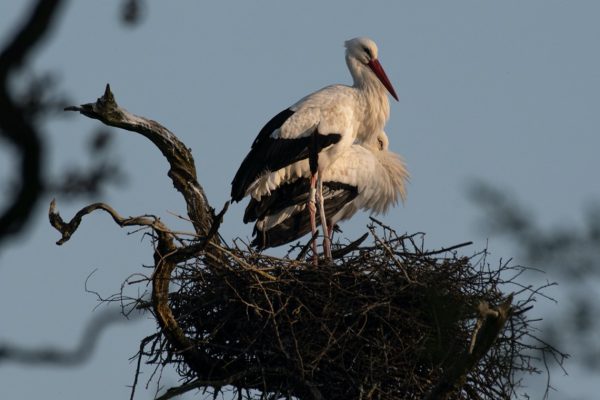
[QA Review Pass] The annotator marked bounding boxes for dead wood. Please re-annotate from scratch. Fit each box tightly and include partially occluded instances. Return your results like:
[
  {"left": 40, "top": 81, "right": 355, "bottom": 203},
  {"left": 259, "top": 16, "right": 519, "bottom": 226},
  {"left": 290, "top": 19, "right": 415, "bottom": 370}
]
[
  {"left": 60, "top": 84, "right": 224, "bottom": 387},
  {"left": 64, "top": 84, "right": 214, "bottom": 237}
]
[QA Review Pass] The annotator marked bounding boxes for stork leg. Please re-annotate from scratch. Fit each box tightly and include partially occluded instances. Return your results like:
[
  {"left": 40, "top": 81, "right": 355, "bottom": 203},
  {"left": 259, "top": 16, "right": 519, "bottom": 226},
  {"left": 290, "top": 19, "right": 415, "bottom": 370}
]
[
  {"left": 317, "top": 176, "right": 332, "bottom": 261},
  {"left": 308, "top": 172, "right": 319, "bottom": 265},
  {"left": 308, "top": 131, "right": 320, "bottom": 266}
]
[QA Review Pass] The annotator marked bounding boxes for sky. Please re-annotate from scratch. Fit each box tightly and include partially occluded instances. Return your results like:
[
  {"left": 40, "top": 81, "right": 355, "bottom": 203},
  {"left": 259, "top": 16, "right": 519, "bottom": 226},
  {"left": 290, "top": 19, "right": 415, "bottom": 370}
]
[{"left": 1, "top": 1, "right": 599, "bottom": 399}]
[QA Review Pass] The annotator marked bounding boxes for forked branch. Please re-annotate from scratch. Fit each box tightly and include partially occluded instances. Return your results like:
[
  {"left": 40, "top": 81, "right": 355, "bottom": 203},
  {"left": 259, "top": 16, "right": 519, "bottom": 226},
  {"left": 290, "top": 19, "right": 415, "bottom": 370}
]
[
  {"left": 64, "top": 84, "right": 215, "bottom": 237},
  {"left": 49, "top": 199, "right": 215, "bottom": 380},
  {"left": 48, "top": 199, "right": 165, "bottom": 245},
  {"left": 57, "top": 85, "right": 225, "bottom": 387}
]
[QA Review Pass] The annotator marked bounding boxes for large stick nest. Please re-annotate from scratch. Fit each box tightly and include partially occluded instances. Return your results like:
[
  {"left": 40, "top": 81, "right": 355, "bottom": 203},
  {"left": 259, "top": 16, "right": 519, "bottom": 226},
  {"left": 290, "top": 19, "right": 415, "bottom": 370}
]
[
  {"left": 138, "top": 222, "right": 555, "bottom": 400},
  {"left": 56, "top": 86, "right": 564, "bottom": 400}
]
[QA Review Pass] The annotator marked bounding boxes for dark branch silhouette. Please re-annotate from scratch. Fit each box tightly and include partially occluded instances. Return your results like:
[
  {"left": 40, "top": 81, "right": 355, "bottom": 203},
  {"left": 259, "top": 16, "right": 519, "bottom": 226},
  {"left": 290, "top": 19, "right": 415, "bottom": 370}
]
[
  {"left": 0, "top": 0, "right": 65, "bottom": 247},
  {"left": 0, "top": 308, "right": 127, "bottom": 366},
  {"left": 0, "top": 0, "right": 143, "bottom": 376},
  {"left": 470, "top": 181, "right": 600, "bottom": 370}
]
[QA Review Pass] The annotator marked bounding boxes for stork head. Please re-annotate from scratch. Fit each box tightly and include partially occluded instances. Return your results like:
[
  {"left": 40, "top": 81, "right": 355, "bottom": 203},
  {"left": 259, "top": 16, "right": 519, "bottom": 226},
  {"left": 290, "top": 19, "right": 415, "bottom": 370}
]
[{"left": 345, "top": 37, "right": 398, "bottom": 101}]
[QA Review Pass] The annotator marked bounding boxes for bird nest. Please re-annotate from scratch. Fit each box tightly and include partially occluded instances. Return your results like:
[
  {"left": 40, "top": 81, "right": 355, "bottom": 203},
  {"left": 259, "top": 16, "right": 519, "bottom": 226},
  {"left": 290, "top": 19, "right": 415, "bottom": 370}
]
[
  {"left": 57, "top": 85, "right": 563, "bottom": 400},
  {"left": 135, "top": 222, "right": 558, "bottom": 400}
]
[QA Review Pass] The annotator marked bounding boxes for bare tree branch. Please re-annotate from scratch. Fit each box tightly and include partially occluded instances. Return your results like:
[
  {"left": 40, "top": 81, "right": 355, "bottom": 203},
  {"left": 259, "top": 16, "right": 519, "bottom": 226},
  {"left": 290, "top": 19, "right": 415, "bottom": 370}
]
[
  {"left": 0, "top": 0, "right": 65, "bottom": 76},
  {"left": 49, "top": 199, "right": 218, "bottom": 380},
  {"left": 330, "top": 232, "right": 369, "bottom": 259},
  {"left": 0, "top": 0, "right": 65, "bottom": 247},
  {"left": 0, "top": 308, "right": 126, "bottom": 366},
  {"left": 65, "top": 84, "right": 215, "bottom": 237},
  {"left": 57, "top": 84, "right": 238, "bottom": 392},
  {"left": 49, "top": 199, "right": 163, "bottom": 245}
]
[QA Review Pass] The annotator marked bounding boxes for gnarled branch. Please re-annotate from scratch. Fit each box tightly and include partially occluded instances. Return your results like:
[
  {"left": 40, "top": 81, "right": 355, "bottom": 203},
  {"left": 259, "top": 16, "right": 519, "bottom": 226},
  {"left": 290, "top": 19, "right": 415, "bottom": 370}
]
[
  {"left": 58, "top": 85, "right": 229, "bottom": 386},
  {"left": 49, "top": 199, "right": 217, "bottom": 379},
  {"left": 48, "top": 198, "right": 163, "bottom": 245},
  {"left": 65, "top": 84, "right": 215, "bottom": 237}
]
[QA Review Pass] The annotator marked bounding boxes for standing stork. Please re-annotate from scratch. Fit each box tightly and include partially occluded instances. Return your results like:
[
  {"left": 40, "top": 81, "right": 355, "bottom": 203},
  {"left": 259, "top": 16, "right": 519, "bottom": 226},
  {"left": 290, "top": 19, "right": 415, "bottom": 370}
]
[
  {"left": 231, "top": 37, "right": 398, "bottom": 262},
  {"left": 245, "top": 132, "right": 409, "bottom": 251}
]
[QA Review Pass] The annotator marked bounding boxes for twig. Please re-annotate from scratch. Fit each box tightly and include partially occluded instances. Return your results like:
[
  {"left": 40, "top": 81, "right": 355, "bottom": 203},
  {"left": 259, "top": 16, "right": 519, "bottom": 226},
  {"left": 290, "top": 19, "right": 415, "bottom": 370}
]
[
  {"left": 421, "top": 241, "right": 473, "bottom": 256},
  {"left": 331, "top": 232, "right": 369, "bottom": 259},
  {"left": 49, "top": 198, "right": 168, "bottom": 245},
  {"left": 206, "top": 201, "right": 229, "bottom": 246},
  {"left": 296, "top": 231, "right": 319, "bottom": 261},
  {"left": 130, "top": 333, "right": 160, "bottom": 400},
  {"left": 369, "top": 226, "right": 416, "bottom": 284}
]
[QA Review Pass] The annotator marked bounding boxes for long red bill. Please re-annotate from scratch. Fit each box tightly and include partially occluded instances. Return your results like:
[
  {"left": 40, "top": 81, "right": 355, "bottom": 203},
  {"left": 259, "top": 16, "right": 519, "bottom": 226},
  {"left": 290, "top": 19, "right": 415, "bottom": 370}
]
[{"left": 368, "top": 59, "right": 399, "bottom": 101}]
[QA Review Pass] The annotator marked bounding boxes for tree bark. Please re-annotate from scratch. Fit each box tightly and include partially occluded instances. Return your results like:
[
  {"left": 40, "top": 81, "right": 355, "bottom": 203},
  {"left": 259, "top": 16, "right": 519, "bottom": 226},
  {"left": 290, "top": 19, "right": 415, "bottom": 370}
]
[
  {"left": 56, "top": 84, "right": 225, "bottom": 380},
  {"left": 65, "top": 84, "right": 215, "bottom": 237}
]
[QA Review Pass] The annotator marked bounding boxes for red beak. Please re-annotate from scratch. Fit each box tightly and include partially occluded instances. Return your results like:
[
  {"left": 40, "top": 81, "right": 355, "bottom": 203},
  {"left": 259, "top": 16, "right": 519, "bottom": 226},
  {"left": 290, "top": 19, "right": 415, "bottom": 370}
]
[{"left": 367, "top": 59, "right": 399, "bottom": 101}]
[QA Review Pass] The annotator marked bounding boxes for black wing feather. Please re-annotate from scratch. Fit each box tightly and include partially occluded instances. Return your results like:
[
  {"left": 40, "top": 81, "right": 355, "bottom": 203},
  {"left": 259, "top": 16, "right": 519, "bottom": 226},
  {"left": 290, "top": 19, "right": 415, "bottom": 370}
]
[
  {"left": 244, "top": 179, "right": 311, "bottom": 223},
  {"left": 251, "top": 181, "right": 358, "bottom": 249},
  {"left": 231, "top": 108, "right": 341, "bottom": 201}
]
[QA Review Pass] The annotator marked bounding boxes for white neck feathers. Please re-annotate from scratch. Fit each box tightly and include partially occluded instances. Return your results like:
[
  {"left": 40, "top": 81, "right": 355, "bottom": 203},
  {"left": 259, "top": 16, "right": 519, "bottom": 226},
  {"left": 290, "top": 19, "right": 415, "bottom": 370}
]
[{"left": 346, "top": 56, "right": 391, "bottom": 142}]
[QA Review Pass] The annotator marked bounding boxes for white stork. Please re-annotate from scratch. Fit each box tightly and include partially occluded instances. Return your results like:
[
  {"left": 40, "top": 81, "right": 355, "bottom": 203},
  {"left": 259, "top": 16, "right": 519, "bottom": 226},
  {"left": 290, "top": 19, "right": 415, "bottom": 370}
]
[
  {"left": 231, "top": 37, "right": 398, "bottom": 261},
  {"left": 244, "top": 131, "right": 409, "bottom": 250}
]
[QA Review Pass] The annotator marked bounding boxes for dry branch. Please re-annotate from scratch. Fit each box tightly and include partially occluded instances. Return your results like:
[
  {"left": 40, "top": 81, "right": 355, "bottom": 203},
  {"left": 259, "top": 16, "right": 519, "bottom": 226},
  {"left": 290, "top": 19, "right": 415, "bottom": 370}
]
[
  {"left": 48, "top": 199, "right": 162, "bottom": 245},
  {"left": 64, "top": 84, "right": 214, "bottom": 237},
  {"left": 59, "top": 85, "right": 227, "bottom": 389},
  {"left": 49, "top": 197, "right": 213, "bottom": 372}
]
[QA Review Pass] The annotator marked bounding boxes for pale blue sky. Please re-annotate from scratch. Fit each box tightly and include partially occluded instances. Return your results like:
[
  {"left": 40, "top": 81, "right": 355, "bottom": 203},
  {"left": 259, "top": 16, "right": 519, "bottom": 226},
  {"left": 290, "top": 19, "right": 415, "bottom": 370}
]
[{"left": 1, "top": 1, "right": 599, "bottom": 399}]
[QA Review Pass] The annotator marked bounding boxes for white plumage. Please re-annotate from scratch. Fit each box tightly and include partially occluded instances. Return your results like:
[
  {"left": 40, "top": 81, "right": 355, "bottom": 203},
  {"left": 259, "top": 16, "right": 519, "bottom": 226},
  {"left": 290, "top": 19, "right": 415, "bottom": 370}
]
[
  {"left": 231, "top": 37, "right": 397, "bottom": 201},
  {"left": 246, "top": 132, "right": 409, "bottom": 249},
  {"left": 231, "top": 37, "right": 398, "bottom": 260}
]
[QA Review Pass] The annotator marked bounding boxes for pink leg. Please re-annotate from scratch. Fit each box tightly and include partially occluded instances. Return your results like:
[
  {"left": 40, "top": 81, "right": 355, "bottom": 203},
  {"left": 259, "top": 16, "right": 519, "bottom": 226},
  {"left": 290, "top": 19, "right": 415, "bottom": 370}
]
[
  {"left": 308, "top": 172, "right": 318, "bottom": 266},
  {"left": 317, "top": 176, "right": 332, "bottom": 261}
]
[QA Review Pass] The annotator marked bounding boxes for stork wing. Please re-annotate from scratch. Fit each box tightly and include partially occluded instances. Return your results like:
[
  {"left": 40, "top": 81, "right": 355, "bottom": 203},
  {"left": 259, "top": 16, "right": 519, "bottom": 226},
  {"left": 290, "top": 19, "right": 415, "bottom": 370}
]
[
  {"left": 230, "top": 108, "right": 341, "bottom": 202},
  {"left": 249, "top": 180, "right": 358, "bottom": 249},
  {"left": 244, "top": 178, "right": 310, "bottom": 223}
]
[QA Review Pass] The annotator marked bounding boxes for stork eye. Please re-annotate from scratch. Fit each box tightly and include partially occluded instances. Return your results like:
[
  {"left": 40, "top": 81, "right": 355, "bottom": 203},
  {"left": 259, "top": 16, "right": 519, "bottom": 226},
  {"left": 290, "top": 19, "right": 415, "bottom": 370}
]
[{"left": 363, "top": 46, "right": 372, "bottom": 59}]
